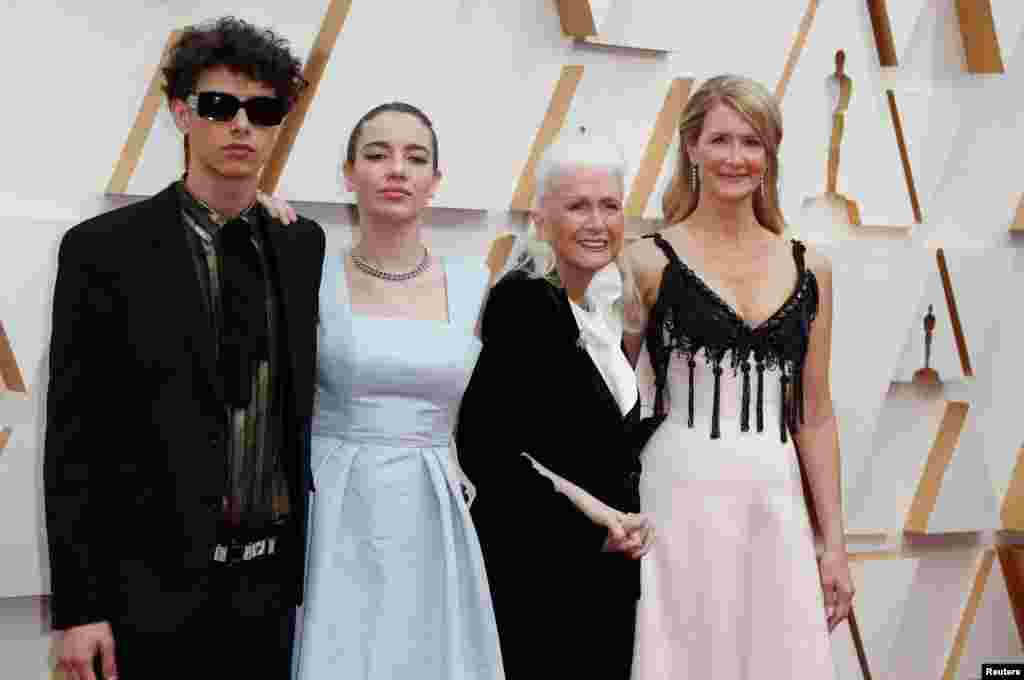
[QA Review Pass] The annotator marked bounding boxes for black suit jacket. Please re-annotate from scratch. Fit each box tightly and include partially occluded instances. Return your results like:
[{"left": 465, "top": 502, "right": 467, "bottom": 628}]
[
  {"left": 454, "top": 271, "right": 641, "bottom": 676},
  {"left": 43, "top": 184, "right": 325, "bottom": 632}
]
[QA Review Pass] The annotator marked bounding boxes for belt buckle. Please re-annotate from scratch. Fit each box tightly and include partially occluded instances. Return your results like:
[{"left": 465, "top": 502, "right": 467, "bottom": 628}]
[{"left": 212, "top": 533, "right": 280, "bottom": 567}]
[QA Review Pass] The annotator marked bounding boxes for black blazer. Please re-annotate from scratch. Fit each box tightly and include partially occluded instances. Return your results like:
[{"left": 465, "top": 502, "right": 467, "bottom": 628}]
[
  {"left": 455, "top": 271, "right": 641, "bottom": 676},
  {"left": 43, "top": 184, "right": 325, "bottom": 632}
]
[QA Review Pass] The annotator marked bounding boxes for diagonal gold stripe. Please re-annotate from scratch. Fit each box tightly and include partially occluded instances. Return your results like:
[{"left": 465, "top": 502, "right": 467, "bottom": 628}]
[
  {"left": 510, "top": 65, "right": 585, "bottom": 211},
  {"left": 936, "top": 249, "right": 973, "bottom": 378},
  {"left": 886, "top": 90, "right": 923, "bottom": 224},
  {"left": 260, "top": 0, "right": 354, "bottom": 194},
  {"left": 998, "top": 547, "right": 1024, "bottom": 647},
  {"left": 943, "top": 550, "right": 995, "bottom": 680},
  {"left": 866, "top": 0, "right": 899, "bottom": 67},
  {"left": 106, "top": 30, "right": 182, "bottom": 194},
  {"left": 555, "top": 0, "right": 598, "bottom": 38},
  {"left": 955, "top": 0, "right": 1005, "bottom": 74},
  {"left": 0, "top": 321, "right": 27, "bottom": 394},
  {"left": 1002, "top": 446, "right": 1024, "bottom": 530},
  {"left": 625, "top": 78, "right": 693, "bottom": 218},
  {"left": 485, "top": 233, "right": 518, "bottom": 283},
  {"left": 775, "top": 0, "right": 819, "bottom": 100},
  {"left": 904, "top": 401, "right": 970, "bottom": 532},
  {"left": 847, "top": 197, "right": 862, "bottom": 226}
]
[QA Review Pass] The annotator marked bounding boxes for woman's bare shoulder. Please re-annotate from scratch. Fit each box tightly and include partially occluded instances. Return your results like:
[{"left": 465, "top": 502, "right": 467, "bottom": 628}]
[
  {"left": 626, "top": 224, "right": 688, "bottom": 269},
  {"left": 797, "top": 240, "right": 833, "bottom": 279}
]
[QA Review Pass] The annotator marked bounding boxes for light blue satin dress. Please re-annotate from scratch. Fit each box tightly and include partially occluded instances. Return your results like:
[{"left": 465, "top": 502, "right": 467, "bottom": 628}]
[{"left": 293, "top": 252, "right": 503, "bottom": 680}]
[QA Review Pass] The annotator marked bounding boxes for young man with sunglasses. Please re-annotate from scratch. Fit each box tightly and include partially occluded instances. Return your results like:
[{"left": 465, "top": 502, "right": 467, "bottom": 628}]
[{"left": 44, "top": 17, "right": 324, "bottom": 679}]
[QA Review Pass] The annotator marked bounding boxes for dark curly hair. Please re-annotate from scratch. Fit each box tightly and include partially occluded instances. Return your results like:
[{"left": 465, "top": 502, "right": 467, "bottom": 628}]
[
  {"left": 163, "top": 16, "right": 307, "bottom": 107},
  {"left": 346, "top": 102, "right": 439, "bottom": 174}
]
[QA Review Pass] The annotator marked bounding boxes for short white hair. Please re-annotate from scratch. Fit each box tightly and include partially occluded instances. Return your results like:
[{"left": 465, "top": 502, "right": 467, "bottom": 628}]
[
  {"left": 498, "top": 128, "right": 628, "bottom": 283},
  {"left": 532, "top": 127, "right": 628, "bottom": 210},
  {"left": 495, "top": 128, "right": 643, "bottom": 334}
]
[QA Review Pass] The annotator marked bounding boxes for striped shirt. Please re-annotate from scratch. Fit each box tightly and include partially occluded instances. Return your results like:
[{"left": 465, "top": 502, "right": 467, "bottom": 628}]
[{"left": 177, "top": 182, "right": 290, "bottom": 530}]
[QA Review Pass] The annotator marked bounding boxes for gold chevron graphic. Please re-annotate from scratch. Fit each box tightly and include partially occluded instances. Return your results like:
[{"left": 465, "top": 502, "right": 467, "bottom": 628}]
[
  {"left": 106, "top": 30, "right": 182, "bottom": 194},
  {"left": 943, "top": 549, "right": 995, "bottom": 679},
  {"left": 892, "top": 251, "right": 974, "bottom": 537},
  {"left": 0, "top": 321, "right": 28, "bottom": 394},
  {"left": 858, "top": 1, "right": 924, "bottom": 229},
  {"left": 1001, "top": 446, "right": 1024, "bottom": 530},
  {"left": 955, "top": 0, "right": 1005, "bottom": 74},
  {"left": 776, "top": 0, "right": 820, "bottom": 100},
  {"left": 999, "top": 449, "right": 1024, "bottom": 646},
  {"left": 260, "top": 0, "right": 353, "bottom": 194},
  {"left": 998, "top": 547, "right": 1024, "bottom": 647},
  {"left": 936, "top": 248, "right": 972, "bottom": 378},
  {"left": 510, "top": 65, "right": 585, "bottom": 212},
  {"left": 904, "top": 401, "right": 970, "bottom": 532},
  {"left": 485, "top": 233, "right": 518, "bottom": 284},
  {"left": 0, "top": 319, "right": 27, "bottom": 462},
  {"left": 625, "top": 78, "right": 693, "bottom": 218},
  {"left": 555, "top": 0, "right": 598, "bottom": 39},
  {"left": 886, "top": 90, "right": 923, "bottom": 225},
  {"left": 106, "top": 1, "right": 353, "bottom": 195},
  {"left": 889, "top": 248, "right": 973, "bottom": 381},
  {"left": 866, "top": 0, "right": 898, "bottom": 67},
  {"left": 553, "top": 1, "right": 671, "bottom": 52}
]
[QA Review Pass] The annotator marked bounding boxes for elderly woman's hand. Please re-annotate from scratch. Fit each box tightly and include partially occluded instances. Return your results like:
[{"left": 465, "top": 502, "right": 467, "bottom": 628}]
[
  {"left": 522, "top": 453, "right": 651, "bottom": 555},
  {"left": 604, "top": 513, "right": 655, "bottom": 559}
]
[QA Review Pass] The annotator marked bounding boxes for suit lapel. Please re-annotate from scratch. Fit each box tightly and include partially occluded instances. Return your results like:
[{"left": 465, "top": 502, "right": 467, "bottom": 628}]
[{"left": 147, "top": 185, "right": 224, "bottom": 402}]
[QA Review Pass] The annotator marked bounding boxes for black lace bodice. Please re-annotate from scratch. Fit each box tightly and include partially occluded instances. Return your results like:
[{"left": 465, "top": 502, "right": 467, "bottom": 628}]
[{"left": 644, "top": 233, "right": 819, "bottom": 442}]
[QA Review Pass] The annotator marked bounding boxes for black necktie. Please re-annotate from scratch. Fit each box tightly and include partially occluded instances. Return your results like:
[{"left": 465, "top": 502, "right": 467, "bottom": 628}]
[{"left": 216, "top": 219, "right": 268, "bottom": 409}]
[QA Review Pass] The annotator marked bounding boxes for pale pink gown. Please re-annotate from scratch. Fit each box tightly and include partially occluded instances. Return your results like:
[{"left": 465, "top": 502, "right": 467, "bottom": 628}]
[{"left": 632, "top": 344, "right": 836, "bottom": 678}]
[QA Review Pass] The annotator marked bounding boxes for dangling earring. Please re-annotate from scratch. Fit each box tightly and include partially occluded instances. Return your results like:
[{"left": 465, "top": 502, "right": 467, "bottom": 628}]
[
  {"left": 760, "top": 175, "right": 766, "bottom": 201},
  {"left": 690, "top": 164, "right": 699, "bottom": 193}
]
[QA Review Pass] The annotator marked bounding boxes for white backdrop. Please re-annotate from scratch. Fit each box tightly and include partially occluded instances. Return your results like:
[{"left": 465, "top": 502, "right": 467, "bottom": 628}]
[{"left": 3, "top": 1, "right": 1024, "bottom": 677}]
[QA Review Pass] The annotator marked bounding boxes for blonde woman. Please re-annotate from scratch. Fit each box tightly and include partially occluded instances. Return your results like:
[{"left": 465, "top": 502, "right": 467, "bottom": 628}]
[{"left": 626, "top": 75, "right": 851, "bottom": 678}]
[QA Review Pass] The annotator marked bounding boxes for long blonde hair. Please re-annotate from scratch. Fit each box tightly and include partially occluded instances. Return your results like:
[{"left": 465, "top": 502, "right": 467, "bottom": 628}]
[{"left": 662, "top": 75, "right": 786, "bottom": 234}]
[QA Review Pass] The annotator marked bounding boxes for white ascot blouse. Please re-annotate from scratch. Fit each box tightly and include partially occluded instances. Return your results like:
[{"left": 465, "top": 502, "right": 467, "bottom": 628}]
[{"left": 568, "top": 284, "right": 638, "bottom": 417}]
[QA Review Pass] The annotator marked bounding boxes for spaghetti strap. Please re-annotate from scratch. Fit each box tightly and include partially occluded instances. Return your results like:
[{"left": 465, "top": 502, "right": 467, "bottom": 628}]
[
  {"left": 644, "top": 232, "right": 685, "bottom": 270},
  {"left": 791, "top": 239, "right": 807, "bottom": 274}
]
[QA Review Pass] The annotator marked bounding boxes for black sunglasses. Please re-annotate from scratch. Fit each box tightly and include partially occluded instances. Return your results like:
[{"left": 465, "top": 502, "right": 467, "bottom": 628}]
[{"left": 186, "top": 91, "right": 289, "bottom": 127}]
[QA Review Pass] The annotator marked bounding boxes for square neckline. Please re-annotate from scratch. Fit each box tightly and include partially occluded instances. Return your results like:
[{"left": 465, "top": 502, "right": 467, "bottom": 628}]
[{"left": 339, "top": 249, "right": 452, "bottom": 325}]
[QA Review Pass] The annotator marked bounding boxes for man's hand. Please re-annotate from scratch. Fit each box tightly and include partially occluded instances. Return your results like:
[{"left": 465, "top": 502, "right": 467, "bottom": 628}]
[{"left": 57, "top": 621, "right": 117, "bottom": 680}]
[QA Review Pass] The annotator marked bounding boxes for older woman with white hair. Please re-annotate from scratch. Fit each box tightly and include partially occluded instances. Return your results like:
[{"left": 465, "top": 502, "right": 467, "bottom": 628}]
[{"left": 455, "top": 128, "right": 653, "bottom": 679}]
